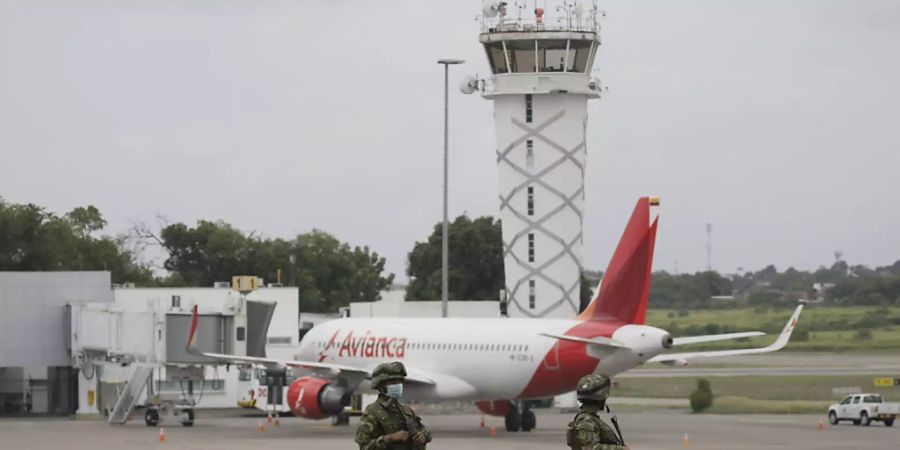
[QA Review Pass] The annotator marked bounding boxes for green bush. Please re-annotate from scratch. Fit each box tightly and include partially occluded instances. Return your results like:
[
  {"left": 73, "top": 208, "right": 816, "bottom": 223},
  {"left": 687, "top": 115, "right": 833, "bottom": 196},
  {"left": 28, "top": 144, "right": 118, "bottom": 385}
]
[
  {"left": 854, "top": 329, "right": 873, "bottom": 340},
  {"left": 690, "top": 378, "right": 714, "bottom": 412}
]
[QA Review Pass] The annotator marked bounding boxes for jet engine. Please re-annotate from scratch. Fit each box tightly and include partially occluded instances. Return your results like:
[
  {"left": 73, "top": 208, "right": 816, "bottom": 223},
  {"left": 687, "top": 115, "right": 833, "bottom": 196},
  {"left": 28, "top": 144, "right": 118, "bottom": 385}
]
[{"left": 286, "top": 376, "right": 351, "bottom": 419}]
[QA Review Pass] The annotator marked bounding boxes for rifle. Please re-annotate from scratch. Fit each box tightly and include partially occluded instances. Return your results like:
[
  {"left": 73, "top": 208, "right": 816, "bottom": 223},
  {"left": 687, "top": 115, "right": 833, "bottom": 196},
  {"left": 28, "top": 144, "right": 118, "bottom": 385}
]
[
  {"left": 390, "top": 398, "right": 426, "bottom": 450},
  {"left": 605, "top": 404, "right": 626, "bottom": 446}
]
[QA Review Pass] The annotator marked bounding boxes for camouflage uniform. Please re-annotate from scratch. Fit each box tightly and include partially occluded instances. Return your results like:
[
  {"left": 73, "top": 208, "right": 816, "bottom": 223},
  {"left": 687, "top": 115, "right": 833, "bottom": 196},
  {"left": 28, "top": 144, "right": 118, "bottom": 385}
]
[
  {"left": 355, "top": 362, "right": 432, "bottom": 450},
  {"left": 567, "top": 374, "right": 627, "bottom": 450}
]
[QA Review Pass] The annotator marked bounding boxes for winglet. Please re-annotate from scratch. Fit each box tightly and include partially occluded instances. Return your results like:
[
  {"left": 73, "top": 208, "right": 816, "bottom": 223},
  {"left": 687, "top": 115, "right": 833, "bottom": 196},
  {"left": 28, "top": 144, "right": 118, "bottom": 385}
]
[
  {"left": 186, "top": 304, "right": 201, "bottom": 355},
  {"left": 648, "top": 304, "right": 804, "bottom": 364},
  {"left": 768, "top": 304, "right": 804, "bottom": 351}
]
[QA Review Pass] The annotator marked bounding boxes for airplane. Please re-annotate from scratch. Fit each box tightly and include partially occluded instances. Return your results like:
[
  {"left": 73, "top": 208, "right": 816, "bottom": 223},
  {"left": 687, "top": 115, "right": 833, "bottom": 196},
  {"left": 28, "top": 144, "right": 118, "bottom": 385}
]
[{"left": 186, "top": 196, "right": 804, "bottom": 432}]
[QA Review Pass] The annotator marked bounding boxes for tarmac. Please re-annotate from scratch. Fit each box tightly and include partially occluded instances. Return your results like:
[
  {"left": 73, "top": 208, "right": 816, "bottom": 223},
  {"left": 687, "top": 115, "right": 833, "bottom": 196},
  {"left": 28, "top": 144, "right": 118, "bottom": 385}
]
[{"left": 1, "top": 410, "right": 897, "bottom": 450}]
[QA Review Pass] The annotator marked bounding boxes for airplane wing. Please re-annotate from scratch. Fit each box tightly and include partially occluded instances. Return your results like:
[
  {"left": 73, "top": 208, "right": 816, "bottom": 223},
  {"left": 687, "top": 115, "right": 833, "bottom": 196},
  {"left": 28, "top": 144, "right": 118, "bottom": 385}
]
[
  {"left": 649, "top": 304, "right": 803, "bottom": 365},
  {"left": 185, "top": 305, "right": 434, "bottom": 384},
  {"left": 538, "top": 333, "right": 627, "bottom": 348},
  {"left": 672, "top": 331, "right": 765, "bottom": 346}
]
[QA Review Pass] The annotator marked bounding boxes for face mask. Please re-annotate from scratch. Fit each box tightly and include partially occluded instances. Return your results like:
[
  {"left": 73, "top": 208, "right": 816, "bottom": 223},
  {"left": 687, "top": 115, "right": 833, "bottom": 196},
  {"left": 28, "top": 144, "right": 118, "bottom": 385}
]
[{"left": 385, "top": 383, "right": 403, "bottom": 399}]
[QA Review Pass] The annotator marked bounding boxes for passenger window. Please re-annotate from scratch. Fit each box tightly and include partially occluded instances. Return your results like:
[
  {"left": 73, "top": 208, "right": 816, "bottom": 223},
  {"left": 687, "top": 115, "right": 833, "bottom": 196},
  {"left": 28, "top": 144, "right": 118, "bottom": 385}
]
[
  {"left": 840, "top": 397, "right": 851, "bottom": 405},
  {"left": 852, "top": 397, "right": 860, "bottom": 404}
]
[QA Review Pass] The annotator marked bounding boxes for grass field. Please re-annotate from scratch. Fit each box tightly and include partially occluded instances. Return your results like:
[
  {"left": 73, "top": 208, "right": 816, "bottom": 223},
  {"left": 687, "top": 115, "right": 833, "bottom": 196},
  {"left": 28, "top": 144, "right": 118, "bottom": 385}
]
[
  {"left": 614, "top": 375, "right": 898, "bottom": 402},
  {"left": 644, "top": 306, "right": 900, "bottom": 351}
]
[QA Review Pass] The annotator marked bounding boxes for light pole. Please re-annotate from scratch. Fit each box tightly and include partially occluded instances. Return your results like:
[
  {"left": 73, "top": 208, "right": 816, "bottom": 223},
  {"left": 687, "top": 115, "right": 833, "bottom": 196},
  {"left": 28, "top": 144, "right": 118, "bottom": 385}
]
[{"left": 437, "top": 58, "right": 464, "bottom": 318}]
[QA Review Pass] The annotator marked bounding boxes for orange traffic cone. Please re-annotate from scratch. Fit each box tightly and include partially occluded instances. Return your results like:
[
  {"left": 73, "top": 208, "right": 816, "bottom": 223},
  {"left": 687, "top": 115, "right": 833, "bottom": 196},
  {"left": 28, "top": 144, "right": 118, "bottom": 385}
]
[
  {"left": 817, "top": 420, "right": 825, "bottom": 431},
  {"left": 480, "top": 416, "right": 485, "bottom": 428},
  {"left": 158, "top": 428, "right": 166, "bottom": 443},
  {"left": 267, "top": 412, "right": 273, "bottom": 424},
  {"left": 257, "top": 420, "right": 266, "bottom": 433},
  {"left": 682, "top": 433, "right": 689, "bottom": 448},
  {"left": 489, "top": 426, "right": 497, "bottom": 437},
  {"left": 274, "top": 416, "right": 281, "bottom": 426}
]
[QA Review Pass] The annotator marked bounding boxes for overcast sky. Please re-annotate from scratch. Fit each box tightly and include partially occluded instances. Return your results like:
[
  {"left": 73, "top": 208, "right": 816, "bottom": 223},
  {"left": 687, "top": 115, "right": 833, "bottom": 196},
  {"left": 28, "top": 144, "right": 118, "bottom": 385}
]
[{"left": 1, "top": 0, "right": 899, "bottom": 280}]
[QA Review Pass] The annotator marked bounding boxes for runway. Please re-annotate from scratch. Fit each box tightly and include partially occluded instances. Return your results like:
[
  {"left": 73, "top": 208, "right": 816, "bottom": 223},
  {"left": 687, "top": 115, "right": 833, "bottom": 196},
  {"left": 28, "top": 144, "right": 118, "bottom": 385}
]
[{"left": 1, "top": 410, "right": 896, "bottom": 450}]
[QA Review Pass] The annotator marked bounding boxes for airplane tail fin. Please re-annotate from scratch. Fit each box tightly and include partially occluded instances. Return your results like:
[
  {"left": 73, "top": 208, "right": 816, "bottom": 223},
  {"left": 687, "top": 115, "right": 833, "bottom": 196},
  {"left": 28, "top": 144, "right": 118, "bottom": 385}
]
[{"left": 577, "top": 197, "right": 659, "bottom": 324}]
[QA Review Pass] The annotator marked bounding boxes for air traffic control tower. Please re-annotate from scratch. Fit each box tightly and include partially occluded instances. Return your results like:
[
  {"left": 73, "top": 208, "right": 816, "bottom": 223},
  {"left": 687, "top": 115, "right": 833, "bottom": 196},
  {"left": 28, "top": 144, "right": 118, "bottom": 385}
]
[{"left": 463, "top": 2, "right": 603, "bottom": 318}]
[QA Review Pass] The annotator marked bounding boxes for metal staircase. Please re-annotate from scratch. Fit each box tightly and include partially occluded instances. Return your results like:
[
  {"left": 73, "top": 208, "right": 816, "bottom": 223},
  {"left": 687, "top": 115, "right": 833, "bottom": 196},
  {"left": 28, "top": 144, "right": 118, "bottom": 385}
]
[{"left": 107, "top": 364, "right": 154, "bottom": 425}]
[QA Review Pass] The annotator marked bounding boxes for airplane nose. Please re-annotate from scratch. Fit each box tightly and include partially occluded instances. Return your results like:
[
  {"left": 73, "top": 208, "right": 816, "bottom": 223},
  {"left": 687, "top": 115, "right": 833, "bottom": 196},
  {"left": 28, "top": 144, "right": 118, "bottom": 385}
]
[{"left": 661, "top": 333, "right": 674, "bottom": 349}]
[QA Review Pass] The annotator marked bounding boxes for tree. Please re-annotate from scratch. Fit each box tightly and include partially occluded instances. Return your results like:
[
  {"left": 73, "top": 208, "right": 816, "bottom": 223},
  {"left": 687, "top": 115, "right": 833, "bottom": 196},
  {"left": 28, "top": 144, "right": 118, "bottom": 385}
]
[
  {"left": 0, "top": 197, "right": 152, "bottom": 284},
  {"left": 156, "top": 220, "right": 394, "bottom": 312},
  {"left": 406, "top": 216, "right": 504, "bottom": 301},
  {"left": 690, "top": 378, "right": 714, "bottom": 412}
]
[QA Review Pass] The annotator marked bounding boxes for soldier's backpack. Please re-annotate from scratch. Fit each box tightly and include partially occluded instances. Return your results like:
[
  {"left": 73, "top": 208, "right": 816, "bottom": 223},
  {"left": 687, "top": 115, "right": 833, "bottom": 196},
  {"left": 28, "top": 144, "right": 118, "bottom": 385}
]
[{"left": 565, "top": 412, "right": 584, "bottom": 450}]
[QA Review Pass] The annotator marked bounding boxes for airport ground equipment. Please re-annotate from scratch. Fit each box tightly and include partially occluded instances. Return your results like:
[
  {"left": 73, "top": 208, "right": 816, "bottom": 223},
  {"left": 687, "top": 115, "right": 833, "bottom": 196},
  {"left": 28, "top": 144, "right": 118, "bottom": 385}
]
[
  {"left": 461, "top": 1, "right": 605, "bottom": 319},
  {"left": 828, "top": 393, "right": 898, "bottom": 426}
]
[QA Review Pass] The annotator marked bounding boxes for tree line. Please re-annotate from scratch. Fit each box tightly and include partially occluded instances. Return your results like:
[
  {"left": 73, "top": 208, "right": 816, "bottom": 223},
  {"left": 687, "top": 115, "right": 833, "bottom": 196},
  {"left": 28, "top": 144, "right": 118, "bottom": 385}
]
[
  {"left": 0, "top": 197, "right": 392, "bottom": 313},
  {"left": 3, "top": 197, "right": 897, "bottom": 313}
]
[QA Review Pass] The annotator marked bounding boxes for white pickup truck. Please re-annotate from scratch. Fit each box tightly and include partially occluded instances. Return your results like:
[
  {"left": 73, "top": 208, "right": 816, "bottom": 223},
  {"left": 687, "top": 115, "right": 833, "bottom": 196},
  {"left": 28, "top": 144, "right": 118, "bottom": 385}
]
[{"left": 828, "top": 393, "right": 898, "bottom": 427}]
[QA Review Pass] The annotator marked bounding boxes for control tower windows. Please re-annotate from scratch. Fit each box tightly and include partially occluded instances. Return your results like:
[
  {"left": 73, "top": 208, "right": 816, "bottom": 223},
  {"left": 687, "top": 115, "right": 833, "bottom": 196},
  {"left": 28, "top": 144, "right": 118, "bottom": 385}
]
[
  {"left": 525, "top": 94, "right": 533, "bottom": 123},
  {"left": 507, "top": 40, "right": 537, "bottom": 73},
  {"left": 537, "top": 40, "right": 569, "bottom": 72},
  {"left": 529, "top": 280, "right": 536, "bottom": 309},
  {"left": 527, "top": 186, "right": 534, "bottom": 216},
  {"left": 569, "top": 40, "right": 594, "bottom": 73},
  {"left": 484, "top": 42, "right": 509, "bottom": 74},
  {"left": 526, "top": 140, "right": 534, "bottom": 170},
  {"left": 528, "top": 233, "right": 535, "bottom": 262}
]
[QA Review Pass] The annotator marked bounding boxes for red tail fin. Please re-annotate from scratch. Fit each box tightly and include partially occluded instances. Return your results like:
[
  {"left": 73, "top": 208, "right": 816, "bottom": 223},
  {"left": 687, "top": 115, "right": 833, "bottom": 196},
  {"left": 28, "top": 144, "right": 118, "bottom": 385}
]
[{"left": 578, "top": 197, "right": 659, "bottom": 324}]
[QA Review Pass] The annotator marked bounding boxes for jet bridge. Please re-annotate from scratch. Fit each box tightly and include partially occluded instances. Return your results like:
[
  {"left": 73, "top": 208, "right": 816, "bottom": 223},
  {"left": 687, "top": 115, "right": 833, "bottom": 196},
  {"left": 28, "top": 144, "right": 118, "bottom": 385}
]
[{"left": 69, "top": 285, "right": 278, "bottom": 426}]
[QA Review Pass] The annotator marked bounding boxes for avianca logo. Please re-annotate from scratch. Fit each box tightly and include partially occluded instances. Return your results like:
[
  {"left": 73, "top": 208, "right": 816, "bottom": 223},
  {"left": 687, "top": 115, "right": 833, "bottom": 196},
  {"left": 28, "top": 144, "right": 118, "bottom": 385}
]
[{"left": 318, "top": 329, "right": 408, "bottom": 360}]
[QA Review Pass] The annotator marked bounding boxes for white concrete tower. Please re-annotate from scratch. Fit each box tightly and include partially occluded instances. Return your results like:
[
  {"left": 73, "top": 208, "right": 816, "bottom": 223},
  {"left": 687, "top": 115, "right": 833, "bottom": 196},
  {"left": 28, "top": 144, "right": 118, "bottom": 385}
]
[{"left": 470, "top": 2, "right": 603, "bottom": 318}]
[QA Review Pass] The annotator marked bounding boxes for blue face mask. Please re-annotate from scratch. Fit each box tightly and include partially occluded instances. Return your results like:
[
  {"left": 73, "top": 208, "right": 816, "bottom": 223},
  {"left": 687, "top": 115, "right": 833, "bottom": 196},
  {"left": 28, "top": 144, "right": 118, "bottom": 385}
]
[{"left": 385, "top": 383, "right": 403, "bottom": 399}]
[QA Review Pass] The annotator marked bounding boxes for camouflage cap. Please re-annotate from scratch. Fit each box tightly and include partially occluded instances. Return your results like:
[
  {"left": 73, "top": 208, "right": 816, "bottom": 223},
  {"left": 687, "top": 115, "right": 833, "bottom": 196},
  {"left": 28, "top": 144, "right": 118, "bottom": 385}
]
[
  {"left": 371, "top": 361, "right": 407, "bottom": 388},
  {"left": 576, "top": 374, "right": 611, "bottom": 402}
]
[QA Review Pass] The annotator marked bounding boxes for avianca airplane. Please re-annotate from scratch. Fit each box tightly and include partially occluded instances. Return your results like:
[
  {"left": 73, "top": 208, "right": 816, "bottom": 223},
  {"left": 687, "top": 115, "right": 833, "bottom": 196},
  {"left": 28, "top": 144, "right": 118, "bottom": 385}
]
[{"left": 187, "top": 197, "right": 803, "bottom": 432}]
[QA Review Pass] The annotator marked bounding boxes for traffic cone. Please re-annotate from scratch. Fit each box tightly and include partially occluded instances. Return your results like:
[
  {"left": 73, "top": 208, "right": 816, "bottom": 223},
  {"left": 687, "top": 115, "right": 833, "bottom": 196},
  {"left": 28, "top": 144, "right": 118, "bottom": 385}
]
[
  {"left": 480, "top": 416, "right": 485, "bottom": 428},
  {"left": 274, "top": 416, "right": 281, "bottom": 426},
  {"left": 158, "top": 428, "right": 166, "bottom": 443},
  {"left": 257, "top": 420, "right": 266, "bottom": 433},
  {"left": 267, "top": 412, "right": 273, "bottom": 424},
  {"left": 489, "top": 426, "right": 497, "bottom": 437},
  {"left": 682, "top": 433, "right": 689, "bottom": 448},
  {"left": 817, "top": 420, "right": 825, "bottom": 431}
]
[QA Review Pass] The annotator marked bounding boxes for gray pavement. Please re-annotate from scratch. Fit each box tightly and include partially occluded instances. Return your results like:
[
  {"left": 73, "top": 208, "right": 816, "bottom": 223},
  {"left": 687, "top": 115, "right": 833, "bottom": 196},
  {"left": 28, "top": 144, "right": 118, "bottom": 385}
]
[{"left": 1, "top": 410, "right": 897, "bottom": 450}]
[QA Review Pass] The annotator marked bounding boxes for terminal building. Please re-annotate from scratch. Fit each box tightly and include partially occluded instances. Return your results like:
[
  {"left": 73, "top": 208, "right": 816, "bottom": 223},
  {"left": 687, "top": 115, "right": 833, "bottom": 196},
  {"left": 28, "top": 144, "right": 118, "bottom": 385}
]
[{"left": 0, "top": 272, "right": 505, "bottom": 419}]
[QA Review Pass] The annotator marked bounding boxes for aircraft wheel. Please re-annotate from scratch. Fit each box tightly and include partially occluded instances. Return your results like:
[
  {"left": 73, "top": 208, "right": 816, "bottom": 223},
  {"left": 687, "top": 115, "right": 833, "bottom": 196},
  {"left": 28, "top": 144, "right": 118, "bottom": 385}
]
[
  {"left": 504, "top": 410, "right": 521, "bottom": 432},
  {"left": 144, "top": 409, "right": 159, "bottom": 427},
  {"left": 182, "top": 409, "right": 194, "bottom": 427},
  {"left": 828, "top": 411, "right": 838, "bottom": 425},
  {"left": 520, "top": 409, "right": 536, "bottom": 432}
]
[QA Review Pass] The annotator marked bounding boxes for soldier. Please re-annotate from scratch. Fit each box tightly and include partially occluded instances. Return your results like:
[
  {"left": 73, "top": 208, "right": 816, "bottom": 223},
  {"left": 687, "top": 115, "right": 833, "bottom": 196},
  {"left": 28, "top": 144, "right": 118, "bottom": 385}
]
[
  {"left": 355, "top": 361, "right": 432, "bottom": 450},
  {"left": 566, "top": 374, "right": 628, "bottom": 450}
]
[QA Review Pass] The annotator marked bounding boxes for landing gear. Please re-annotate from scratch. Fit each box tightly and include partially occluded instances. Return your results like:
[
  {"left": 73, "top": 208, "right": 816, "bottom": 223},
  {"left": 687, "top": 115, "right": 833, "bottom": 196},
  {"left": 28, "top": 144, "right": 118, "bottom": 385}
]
[
  {"left": 503, "top": 402, "right": 536, "bottom": 432},
  {"left": 332, "top": 411, "right": 351, "bottom": 426},
  {"left": 144, "top": 408, "right": 160, "bottom": 427},
  {"left": 182, "top": 409, "right": 194, "bottom": 427},
  {"left": 504, "top": 409, "right": 521, "bottom": 432},
  {"left": 521, "top": 409, "right": 536, "bottom": 432}
]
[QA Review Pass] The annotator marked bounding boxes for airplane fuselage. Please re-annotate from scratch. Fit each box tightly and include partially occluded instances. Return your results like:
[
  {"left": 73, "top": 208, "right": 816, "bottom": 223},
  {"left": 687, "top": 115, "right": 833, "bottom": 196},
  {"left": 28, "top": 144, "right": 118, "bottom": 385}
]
[{"left": 295, "top": 317, "right": 672, "bottom": 401}]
